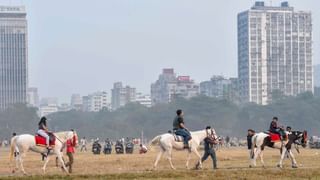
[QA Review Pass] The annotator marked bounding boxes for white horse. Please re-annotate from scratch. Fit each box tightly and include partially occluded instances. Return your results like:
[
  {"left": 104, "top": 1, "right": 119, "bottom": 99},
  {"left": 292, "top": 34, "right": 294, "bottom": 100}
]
[
  {"left": 250, "top": 131, "right": 307, "bottom": 168},
  {"left": 10, "top": 131, "right": 78, "bottom": 174},
  {"left": 150, "top": 127, "right": 218, "bottom": 170}
]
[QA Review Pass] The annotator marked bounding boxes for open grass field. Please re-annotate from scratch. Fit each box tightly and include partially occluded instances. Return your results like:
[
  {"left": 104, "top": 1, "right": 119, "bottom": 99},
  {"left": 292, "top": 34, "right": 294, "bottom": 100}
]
[{"left": 0, "top": 146, "right": 320, "bottom": 179}]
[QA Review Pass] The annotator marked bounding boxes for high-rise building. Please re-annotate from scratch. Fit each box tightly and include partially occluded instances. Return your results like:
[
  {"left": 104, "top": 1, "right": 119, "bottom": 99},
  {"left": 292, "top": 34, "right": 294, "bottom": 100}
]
[
  {"left": 151, "top": 69, "right": 199, "bottom": 105},
  {"left": 238, "top": 1, "right": 313, "bottom": 105},
  {"left": 27, "top": 87, "right": 39, "bottom": 108},
  {"left": 111, "top": 82, "right": 136, "bottom": 110},
  {"left": 314, "top": 65, "right": 320, "bottom": 87},
  {"left": 82, "top": 91, "right": 108, "bottom": 112},
  {"left": 0, "top": 6, "right": 28, "bottom": 110},
  {"left": 70, "top": 94, "right": 82, "bottom": 111}
]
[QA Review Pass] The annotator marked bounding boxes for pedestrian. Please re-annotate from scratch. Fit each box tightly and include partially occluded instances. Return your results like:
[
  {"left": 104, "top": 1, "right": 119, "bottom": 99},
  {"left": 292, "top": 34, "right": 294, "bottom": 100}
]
[
  {"left": 195, "top": 126, "right": 217, "bottom": 170},
  {"left": 65, "top": 129, "right": 77, "bottom": 173}
]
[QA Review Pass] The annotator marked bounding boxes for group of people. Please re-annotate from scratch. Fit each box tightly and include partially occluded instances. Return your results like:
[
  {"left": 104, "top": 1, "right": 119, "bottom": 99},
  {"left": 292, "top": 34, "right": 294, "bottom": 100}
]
[{"left": 33, "top": 110, "right": 294, "bottom": 172}]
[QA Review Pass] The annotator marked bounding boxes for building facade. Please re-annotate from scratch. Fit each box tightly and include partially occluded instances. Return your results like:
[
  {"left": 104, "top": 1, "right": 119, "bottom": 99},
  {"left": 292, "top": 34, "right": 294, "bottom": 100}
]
[
  {"left": 111, "top": 82, "right": 136, "bottom": 110},
  {"left": 0, "top": 6, "right": 28, "bottom": 110},
  {"left": 70, "top": 94, "right": 82, "bottom": 111},
  {"left": 82, "top": 91, "right": 108, "bottom": 112},
  {"left": 238, "top": 1, "right": 313, "bottom": 105},
  {"left": 315, "top": 65, "right": 320, "bottom": 87},
  {"left": 151, "top": 69, "right": 199, "bottom": 105},
  {"left": 135, "top": 93, "right": 152, "bottom": 108},
  {"left": 27, "top": 87, "right": 39, "bottom": 108}
]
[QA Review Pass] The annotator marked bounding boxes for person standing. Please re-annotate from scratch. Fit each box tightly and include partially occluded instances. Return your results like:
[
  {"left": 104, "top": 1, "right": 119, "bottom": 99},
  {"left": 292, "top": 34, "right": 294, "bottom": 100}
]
[
  {"left": 195, "top": 126, "right": 217, "bottom": 170},
  {"left": 65, "top": 129, "right": 76, "bottom": 173},
  {"left": 80, "top": 137, "right": 87, "bottom": 152}
]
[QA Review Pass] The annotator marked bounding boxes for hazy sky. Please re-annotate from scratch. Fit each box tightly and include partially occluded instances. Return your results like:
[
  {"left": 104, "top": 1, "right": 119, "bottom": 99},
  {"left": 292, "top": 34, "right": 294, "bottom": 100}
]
[{"left": 1, "top": 0, "right": 320, "bottom": 103}]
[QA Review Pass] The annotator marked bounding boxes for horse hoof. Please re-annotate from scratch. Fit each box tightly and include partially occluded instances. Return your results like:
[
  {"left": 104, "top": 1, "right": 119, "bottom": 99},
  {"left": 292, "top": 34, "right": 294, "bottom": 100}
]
[
  {"left": 292, "top": 165, "right": 298, "bottom": 168},
  {"left": 249, "top": 165, "right": 252, "bottom": 168}
]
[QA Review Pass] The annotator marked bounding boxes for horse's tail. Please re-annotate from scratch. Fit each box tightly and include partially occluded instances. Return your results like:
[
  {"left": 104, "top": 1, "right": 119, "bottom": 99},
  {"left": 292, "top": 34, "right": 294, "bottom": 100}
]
[
  {"left": 250, "top": 135, "right": 257, "bottom": 159},
  {"left": 149, "top": 135, "right": 161, "bottom": 146},
  {"left": 9, "top": 136, "right": 18, "bottom": 161}
]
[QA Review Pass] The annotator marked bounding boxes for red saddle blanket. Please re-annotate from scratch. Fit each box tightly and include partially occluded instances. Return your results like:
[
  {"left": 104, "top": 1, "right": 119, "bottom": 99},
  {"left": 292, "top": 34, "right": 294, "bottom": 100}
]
[
  {"left": 35, "top": 135, "right": 55, "bottom": 147},
  {"left": 269, "top": 133, "right": 281, "bottom": 142}
]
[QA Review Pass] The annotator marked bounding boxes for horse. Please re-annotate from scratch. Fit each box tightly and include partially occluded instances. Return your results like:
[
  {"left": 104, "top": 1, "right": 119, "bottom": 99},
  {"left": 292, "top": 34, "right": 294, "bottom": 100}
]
[
  {"left": 9, "top": 130, "right": 78, "bottom": 175},
  {"left": 250, "top": 130, "right": 307, "bottom": 168},
  {"left": 150, "top": 127, "right": 218, "bottom": 170}
]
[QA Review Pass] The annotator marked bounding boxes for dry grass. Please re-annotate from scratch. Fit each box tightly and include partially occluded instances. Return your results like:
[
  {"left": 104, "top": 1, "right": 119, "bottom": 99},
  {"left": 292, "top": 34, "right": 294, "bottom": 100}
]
[{"left": 1, "top": 146, "right": 320, "bottom": 179}]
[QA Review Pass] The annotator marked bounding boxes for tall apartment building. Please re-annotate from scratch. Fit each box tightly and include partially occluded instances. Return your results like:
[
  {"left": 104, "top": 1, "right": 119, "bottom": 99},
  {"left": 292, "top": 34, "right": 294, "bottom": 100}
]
[
  {"left": 238, "top": 1, "right": 313, "bottom": 105},
  {"left": 111, "top": 82, "right": 136, "bottom": 110},
  {"left": 70, "top": 94, "right": 82, "bottom": 111},
  {"left": 0, "top": 6, "right": 28, "bottom": 110},
  {"left": 82, "top": 91, "right": 108, "bottom": 112},
  {"left": 314, "top": 65, "right": 320, "bottom": 87},
  {"left": 151, "top": 69, "right": 199, "bottom": 105},
  {"left": 27, "top": 87, "right": 39, "bottom": 108}
]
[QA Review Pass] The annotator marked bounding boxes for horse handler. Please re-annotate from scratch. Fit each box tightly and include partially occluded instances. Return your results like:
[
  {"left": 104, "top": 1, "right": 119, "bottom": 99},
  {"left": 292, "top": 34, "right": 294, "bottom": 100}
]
[
  {"left": 195, "top": 126, "right": 217, "bottom": 170},
  {"left": 65, "top": 129, "right": 77, "bottom": 173}
]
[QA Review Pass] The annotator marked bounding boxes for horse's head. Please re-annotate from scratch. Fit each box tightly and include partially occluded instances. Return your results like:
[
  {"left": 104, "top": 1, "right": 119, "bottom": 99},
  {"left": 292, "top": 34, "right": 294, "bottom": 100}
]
[
  {"left": 291, "top": 130, "right": 308, "bottom": 148},
  {"left": 65, "top": 130, "right": 79, "bottom": 147},
  {"left": 206, "top": 126, "right": 218, "bottom": 141}
]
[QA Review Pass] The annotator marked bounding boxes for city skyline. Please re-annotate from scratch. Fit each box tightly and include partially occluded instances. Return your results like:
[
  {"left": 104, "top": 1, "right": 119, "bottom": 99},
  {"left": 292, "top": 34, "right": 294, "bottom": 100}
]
[{"left": 0, "top": 0, "right": 319, "bottom": 103}]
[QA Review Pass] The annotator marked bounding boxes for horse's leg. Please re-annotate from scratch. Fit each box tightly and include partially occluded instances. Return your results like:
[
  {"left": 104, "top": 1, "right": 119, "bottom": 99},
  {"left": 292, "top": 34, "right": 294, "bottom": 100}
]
[
  {"left": 277, "top": 147, "right": 287, "bottom": 168},
  {"left": 57, "top": 151, "right": 69, "bottom": 173},
  {"left": 259, "top": 150, "right": 265, "bottom": 168},
  {"left": 193, "top": 149, "right": 203, "bottom": 169},
  {"left": 166, "top": 148, "right": 175, "bottom": 170},
  {"left": 253, "top": 147, "right": 261, "bottom": 167},
  {"left": 153, "top": 149, "right": 164, "bottom": 169},
  {"left": 18, "top": 152, "right": 27, "bottom": 175},
  {"left": 185, "top": 151, "right": 191, "bottom": 169},
  {"left": 288, "top": 150, "right": 298, "bottom": 168},
  {"left": 42, "top": 156, "right": 50, "bottom": 174}
]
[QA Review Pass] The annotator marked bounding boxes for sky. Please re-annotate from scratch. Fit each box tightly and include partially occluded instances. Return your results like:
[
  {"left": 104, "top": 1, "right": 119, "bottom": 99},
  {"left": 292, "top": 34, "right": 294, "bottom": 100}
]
[{"left": 1, "top": 0, "right": 320, "bottom": 103}]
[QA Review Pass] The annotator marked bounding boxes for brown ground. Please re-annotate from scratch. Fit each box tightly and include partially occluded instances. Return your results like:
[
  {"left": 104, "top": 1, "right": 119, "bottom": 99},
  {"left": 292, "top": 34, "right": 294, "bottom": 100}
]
[{"left": 0, "top": 146, "right": 320, "bottom": 179}]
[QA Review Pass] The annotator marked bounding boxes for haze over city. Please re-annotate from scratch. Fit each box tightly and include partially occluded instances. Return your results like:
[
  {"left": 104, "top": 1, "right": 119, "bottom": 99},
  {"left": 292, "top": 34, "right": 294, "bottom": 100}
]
[{"left": 0, "top": 0, "right": 319, "bottom": 103}]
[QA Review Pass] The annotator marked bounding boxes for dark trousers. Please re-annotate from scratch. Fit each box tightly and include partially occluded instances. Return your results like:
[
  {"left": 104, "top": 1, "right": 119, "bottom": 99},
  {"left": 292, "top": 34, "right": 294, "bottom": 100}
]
[
  {"left": 175, "top": 129, "right": 191, "bottom": 145},
  {"left": 65, "top": 152, "right": 74, "bottom": 173},
  {"left": 197, "top": 149, "right": 217, "bottom": 169}
]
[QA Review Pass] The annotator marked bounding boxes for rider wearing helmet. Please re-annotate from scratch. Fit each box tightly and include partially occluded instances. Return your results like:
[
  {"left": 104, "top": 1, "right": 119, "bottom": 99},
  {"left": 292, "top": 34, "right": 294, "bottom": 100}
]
[
  {"left": 173, "top": 109, "right": 192, "bottom": 149},
  {"left": 37, "top": 117, "right": 50, "bottom": 148}
]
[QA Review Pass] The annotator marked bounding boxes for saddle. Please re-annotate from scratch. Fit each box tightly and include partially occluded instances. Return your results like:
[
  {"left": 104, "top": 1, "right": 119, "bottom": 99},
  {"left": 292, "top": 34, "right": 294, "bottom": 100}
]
[
  {"left": 172, "top": 133, "right": 184, "bottom": 142},
  {"left": 35, "top": 133, "right": 56, "bottom": 147},
  {"left": 266, "top": 132, "right": 287, "bottom": 142}
]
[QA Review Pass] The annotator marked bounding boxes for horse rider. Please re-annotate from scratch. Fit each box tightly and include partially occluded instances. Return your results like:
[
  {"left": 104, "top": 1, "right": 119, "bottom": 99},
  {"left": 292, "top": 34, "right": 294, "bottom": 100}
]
[
  {"left": 37, "top": 117, "right": 51, "bottom": 149},
  {"left": 173, "top": 109, "right": 192, "bottom": 149},
  {"left": 195, "top": 126, "right": 217, "bottom": 170},
  {"left": 269, "top": 117, "right": 285, "bottom": 141}
]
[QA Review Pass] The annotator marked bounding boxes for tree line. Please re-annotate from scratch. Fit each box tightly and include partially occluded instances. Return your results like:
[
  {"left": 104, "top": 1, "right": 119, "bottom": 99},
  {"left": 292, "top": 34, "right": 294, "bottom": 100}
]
[{"left": 0, "top": 92, "right": 320, "bottom": 140}]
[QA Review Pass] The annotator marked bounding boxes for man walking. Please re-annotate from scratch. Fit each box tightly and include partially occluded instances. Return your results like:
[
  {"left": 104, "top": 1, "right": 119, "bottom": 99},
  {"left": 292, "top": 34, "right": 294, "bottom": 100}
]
[
  {"left": 65, "top": 129, "right": 77, "bottom": 173},
  {"left": 195, "top": 126, "right": 217, "bottom": 170}
]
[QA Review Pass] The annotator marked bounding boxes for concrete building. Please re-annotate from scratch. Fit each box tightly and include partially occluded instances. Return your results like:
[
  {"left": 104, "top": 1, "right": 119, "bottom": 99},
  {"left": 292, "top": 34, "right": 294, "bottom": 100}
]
[
  {"left": 39, "top": 105, "right": 58, "bottom": 117},
  {"left": 238, "top": 1, "right": 313, "bottom": 105},
  {"left": 135, "top": 93, "right": 152, "bottom": 108},
  {"left": 0, "top": 6, "right": 28, "bottom": 110},
  {"left": 111, "top": 82, "right": 136, "bottom": 110},
  {"left": 151, "top": 69, "right": 199, "bottom": 105},
  {"left": 70, "top": 94, "right": 82, "bottom": 111},
  {"left": 82, "top": 91, "right": 108, "bottom": 112},
  {"left": 200, "top": 76, "right": 239, "bottom": 103},
  {"left": 40, "top": 97, "right": 58, "bottom": 107},
  {"left": 27, "top": 87, "right": 39, "bottom": 108},
  {"left": 315, "top": 65, "right": 320, "bottom": 87}
]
